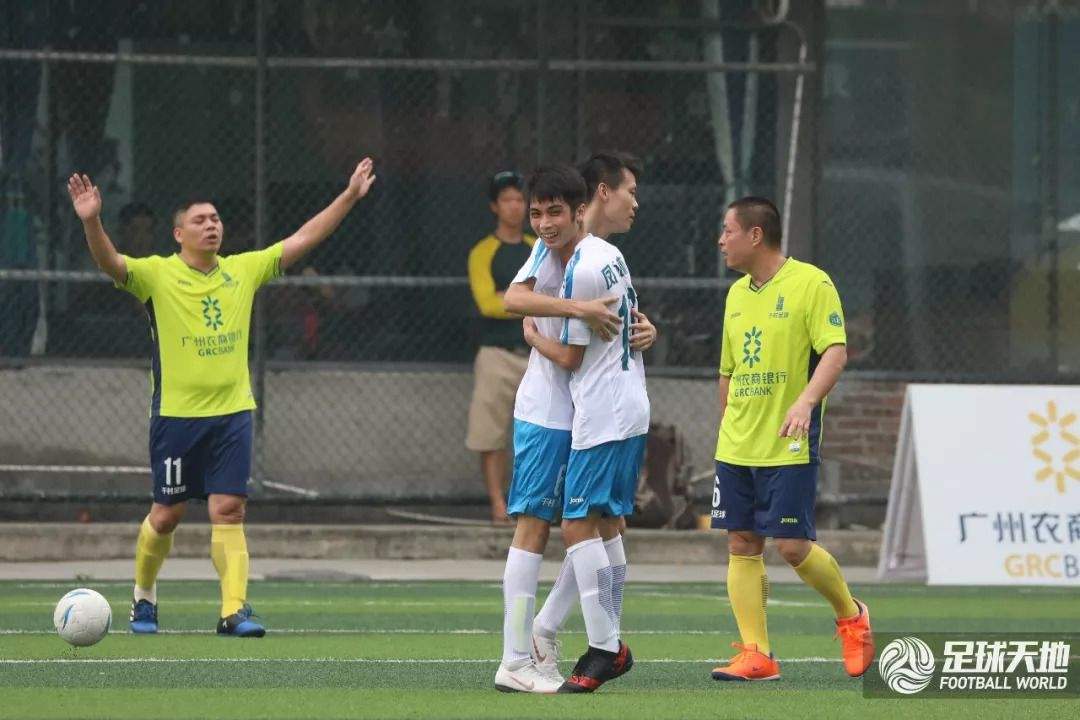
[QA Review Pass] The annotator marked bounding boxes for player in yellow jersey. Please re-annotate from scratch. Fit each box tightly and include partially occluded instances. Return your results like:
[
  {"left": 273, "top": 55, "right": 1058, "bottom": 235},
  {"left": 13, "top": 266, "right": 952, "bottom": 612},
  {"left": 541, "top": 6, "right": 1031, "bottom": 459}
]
[
  {"left": 710, "top": 197, "right": 874, "bottom": 681},
  {"left": 67, "top": 159, "right": 376, "bottom": 636}
]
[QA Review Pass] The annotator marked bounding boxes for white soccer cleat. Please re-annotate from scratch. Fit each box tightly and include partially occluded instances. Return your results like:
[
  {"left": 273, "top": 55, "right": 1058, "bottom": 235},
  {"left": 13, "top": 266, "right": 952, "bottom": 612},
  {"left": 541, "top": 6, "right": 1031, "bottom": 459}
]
[
  {"left": 494, "top": 659, "right": 563, "bottom": 694},
  {"left": 531, "top": 633, "right": 564, "bottom": 683}
]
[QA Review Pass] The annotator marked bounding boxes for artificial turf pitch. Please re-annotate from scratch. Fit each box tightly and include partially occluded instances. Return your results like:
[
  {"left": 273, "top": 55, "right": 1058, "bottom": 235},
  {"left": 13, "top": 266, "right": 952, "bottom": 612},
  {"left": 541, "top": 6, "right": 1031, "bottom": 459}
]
[{"left": 1, "top": 579, "right": 1077, "bottom": 719}]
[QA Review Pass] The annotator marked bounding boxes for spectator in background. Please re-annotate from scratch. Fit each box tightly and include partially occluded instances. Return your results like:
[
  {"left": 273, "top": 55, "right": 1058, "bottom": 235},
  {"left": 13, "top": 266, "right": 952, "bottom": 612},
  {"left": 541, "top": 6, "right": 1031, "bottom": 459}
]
[
  {"left": 466, "top": 171, "right": 535, "bottom": 524},
  {"left": 117, "top": 202, "right": 157, "bottom": 257}
]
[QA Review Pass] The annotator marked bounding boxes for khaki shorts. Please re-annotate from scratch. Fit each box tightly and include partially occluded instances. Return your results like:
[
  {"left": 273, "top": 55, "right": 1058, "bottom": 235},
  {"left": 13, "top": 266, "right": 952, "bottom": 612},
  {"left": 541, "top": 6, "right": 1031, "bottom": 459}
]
[{"left": 465, "top": 346, "right": 529, "bottom": 452}]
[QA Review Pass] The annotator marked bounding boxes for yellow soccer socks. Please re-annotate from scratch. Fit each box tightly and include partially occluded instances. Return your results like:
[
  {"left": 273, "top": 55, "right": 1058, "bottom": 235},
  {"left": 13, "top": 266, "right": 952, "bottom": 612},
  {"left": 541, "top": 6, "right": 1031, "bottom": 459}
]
[
  {"left": 793, "top": 543, "right": 859, "bottom": 619},
  {"left": 210, "top": 523, "right": 250, "bottom": 618},
  {"left": 727, "top": 553, "right": 771, "bottom": 655},
  {"left": 134, "top": 516, "right": 173, "bottom": 602}
]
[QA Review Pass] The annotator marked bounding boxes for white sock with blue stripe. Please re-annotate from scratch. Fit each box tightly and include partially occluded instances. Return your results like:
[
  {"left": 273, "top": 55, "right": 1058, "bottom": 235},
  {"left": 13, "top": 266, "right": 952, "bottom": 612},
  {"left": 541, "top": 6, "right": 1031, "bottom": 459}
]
[
  {"left": 603, "top": 534, "right": 627, "bottom": 637},
  {"left": 567, "top": 537, "right": 619, "bottom": 652}
]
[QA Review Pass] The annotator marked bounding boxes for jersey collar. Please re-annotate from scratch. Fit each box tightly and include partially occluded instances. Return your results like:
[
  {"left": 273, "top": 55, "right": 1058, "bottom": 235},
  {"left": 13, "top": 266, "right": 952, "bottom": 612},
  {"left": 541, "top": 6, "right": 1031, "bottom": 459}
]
[
  {"left": 173, "top": 253, "right": 220, "bottom": 277},
  {"left": 747, "top": 256, "right": 792, "bottom": 293}
]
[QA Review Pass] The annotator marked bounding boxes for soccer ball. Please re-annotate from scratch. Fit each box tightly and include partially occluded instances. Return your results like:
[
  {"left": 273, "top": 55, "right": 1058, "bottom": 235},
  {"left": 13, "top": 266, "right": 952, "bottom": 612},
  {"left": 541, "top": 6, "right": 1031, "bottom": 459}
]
[{"left": 53, "top": 588, "right": 112, "bottom": 647}]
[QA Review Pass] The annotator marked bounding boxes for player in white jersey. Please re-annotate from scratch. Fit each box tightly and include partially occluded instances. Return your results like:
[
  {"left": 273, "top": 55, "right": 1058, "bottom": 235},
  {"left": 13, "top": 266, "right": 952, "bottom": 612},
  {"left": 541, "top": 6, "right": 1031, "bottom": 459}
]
[
  {"left": 504, "top": 160, "right": 651, "bottom": 693},
  {"left": 494, "top": 166, "right": 581, "bottom": 693},
  {"left": 503, "top": 153, "right": 652, "bottom": 685}
]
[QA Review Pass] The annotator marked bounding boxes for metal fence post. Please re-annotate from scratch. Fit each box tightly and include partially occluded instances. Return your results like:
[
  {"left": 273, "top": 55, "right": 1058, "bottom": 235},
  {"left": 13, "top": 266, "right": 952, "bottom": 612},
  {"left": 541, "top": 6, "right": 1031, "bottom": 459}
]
[{"left": 252, "top": 0, "right": 269, "bottom": 488}]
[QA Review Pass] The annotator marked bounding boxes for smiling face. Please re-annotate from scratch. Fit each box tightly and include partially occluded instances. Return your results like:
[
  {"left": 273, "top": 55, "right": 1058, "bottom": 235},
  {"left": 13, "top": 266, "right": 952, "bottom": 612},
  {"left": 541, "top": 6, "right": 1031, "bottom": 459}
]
[
  {"left": 173, "top": 203, "right": 223, "bottom": 255},
  {"left": 529, "top": 196, "right": 584, "bottom": 260}
]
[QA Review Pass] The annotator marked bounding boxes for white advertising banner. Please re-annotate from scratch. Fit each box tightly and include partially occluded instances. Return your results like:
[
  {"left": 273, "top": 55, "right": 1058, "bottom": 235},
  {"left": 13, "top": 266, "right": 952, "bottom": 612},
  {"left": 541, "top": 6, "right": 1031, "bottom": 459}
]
[{"left": 881, "top": 384, "right": 1080, "bottom": 586}]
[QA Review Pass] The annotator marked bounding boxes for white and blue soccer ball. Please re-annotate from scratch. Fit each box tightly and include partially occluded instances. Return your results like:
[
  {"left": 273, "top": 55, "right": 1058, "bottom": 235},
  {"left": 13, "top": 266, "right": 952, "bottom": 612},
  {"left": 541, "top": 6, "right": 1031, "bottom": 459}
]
[{"left": 53, "top": 588, "right": 112, "bottom": 647}]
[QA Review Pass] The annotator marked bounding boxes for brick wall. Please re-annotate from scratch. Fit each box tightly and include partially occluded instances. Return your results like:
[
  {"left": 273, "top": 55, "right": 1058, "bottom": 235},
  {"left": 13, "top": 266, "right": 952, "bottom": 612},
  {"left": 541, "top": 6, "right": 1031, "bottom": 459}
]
[{"left": 823, "top": 377, "right": 907, "bottom": 474}]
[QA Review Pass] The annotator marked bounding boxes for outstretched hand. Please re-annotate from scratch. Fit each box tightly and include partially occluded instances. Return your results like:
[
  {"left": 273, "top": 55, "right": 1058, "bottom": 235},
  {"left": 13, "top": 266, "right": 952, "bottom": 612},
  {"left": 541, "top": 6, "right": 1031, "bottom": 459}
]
[
  {"left": 68, "top": 174, "right": 102, "bottom": 221},
  {"left": 346, "top": 157, "right": 377, "bottom": 200}
]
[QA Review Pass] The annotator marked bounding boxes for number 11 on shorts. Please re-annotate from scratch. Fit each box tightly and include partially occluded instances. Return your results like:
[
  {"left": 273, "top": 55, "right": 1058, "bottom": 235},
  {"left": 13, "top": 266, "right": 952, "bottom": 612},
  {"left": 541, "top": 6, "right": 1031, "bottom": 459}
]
[{"left": 163, "top": 457, "right": 182, "bottom": 486}]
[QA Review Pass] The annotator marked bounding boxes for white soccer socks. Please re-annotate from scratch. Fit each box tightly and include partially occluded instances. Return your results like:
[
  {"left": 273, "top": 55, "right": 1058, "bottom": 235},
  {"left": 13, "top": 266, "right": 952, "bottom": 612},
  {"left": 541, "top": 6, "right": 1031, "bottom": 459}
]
[
  {"left": 603, "top": 534, "right": 627, "bottom": 636},
  {"left": 501, "top": 546, "right": 543, "bottom": 665},
  {"left": 534, "top": 553, "right": 577, "bottom": 638},
  {"left": 567, "top": 537, "right": 619, "bottom": 652}
]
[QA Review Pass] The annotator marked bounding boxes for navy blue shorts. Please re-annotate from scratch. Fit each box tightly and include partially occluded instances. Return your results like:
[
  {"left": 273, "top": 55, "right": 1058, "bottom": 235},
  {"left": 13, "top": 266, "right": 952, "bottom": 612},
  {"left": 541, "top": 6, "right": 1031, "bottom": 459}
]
[
  {"left": 710, "top": 460, "right": 817, "bottom": 539},
  {"left": 149, "top": 411, "right": 253, "bottom": 505}
]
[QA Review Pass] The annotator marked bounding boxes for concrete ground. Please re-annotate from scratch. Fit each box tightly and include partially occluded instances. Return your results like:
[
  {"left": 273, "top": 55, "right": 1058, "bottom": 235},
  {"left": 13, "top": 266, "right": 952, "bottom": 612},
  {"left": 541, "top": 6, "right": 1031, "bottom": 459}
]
[{"left": 0, "top": 558, "right": 884, "bottom": 584}]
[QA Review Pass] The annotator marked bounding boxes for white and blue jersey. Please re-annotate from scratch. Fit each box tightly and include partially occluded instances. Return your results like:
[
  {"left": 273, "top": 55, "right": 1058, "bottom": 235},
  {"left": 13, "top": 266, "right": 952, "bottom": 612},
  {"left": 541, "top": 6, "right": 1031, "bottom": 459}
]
[
  {"left": 558, "top": 234, "right": 650, "bottom": 518},
  {"left": 506, "top": 241, "right": 574, "bottom": 522}
]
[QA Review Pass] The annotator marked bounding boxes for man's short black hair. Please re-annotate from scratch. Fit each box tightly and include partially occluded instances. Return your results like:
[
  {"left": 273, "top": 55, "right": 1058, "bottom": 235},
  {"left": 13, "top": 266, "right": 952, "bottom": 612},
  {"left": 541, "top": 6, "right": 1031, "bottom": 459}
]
[
  {"left": 172, "top": 198, "right": 217, "bottom": 227},
  {"left": 526, "top": 164, "right": 587, "bottom": 212},
  {"left": 488, "top": 170, "right": 525, "bottom": 202},
  {"left": 728, "top": 196, "right": 782, "bottom": 248},
  {"left": 578, "top": 151, "right": 643, "bottom": 203},
  {"left": 119, "top": 202, "right": 154, "bottom": 227}
]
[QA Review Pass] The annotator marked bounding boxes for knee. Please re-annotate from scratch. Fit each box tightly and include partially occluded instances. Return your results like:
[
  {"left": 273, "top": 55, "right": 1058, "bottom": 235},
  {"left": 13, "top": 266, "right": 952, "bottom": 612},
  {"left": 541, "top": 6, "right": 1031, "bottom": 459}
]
[
  {"left": 776, "top": 539, "right": 811, "bottom": 566},
  {"left": 727, "top": 531, "right": 764, "bottom": 557},
  {"left": 209, "top": 496, "right": 246, "bottom": 525},
  {"left": 512, "top": 517, "right": 550, "bottom": 553},
  {"left": 148, "top": 505, "right": 183, "bottom": 534}
]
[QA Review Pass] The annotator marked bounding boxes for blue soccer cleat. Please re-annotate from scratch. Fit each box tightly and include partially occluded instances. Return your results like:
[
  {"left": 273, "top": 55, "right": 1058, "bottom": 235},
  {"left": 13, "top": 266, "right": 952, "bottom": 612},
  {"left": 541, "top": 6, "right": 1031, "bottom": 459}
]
[
  {"left": 216, "top": 603, "right": 265, "bottom": 638},
  {"left": 129, "top": 599, "right": 158, "bottom": 634}
]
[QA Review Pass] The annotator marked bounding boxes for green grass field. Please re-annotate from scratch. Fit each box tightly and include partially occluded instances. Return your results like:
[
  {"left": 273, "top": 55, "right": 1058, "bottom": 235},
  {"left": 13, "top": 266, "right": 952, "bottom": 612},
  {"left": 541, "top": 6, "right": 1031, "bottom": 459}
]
[{"left": 1, "top": 579, "right": 1078, "bottom": 719}]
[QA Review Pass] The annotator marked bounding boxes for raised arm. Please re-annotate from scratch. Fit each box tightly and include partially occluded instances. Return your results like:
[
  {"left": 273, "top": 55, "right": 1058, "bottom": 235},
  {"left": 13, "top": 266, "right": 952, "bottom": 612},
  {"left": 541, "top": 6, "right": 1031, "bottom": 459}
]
[
  {"left": 280, "top": 158, "right": 377, "bottom": 271},
  {"left": 504, "top": 282, "right": 620, "bottom": 342},
  {"left": 68, "top": 174, "right": 126, "bottom": 284}
]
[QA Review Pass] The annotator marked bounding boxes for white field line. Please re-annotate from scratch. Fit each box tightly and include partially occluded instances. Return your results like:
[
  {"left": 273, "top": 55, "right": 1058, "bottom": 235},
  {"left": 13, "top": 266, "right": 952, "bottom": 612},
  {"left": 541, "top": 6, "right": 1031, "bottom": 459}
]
[
  {"left": 0, "top": 656, "right": 839, "bottom": 665},
  {"left": 7, "top": 600, "right": 494, "bottom": 604},
  {"left": 0, "top": 628, "right": 760, "bottom": 636},
  {"left": 10, "top": 594, "right": 819, "bottom": 609}
]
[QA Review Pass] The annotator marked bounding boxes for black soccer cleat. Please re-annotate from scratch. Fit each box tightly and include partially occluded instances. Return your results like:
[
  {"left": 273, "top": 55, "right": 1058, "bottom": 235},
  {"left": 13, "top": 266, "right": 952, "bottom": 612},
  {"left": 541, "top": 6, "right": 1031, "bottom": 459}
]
[
  {"left": 216, "top": 603, "right": 265, "bottom": 638},
  {"left": 557, "top": 641, "right": 633, "bottom": 693}
]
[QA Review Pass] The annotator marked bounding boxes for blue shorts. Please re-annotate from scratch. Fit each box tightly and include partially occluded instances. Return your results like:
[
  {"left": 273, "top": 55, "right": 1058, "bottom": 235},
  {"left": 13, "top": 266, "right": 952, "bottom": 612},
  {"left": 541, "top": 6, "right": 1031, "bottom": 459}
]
[
  {"left": 507, "top": 420, "right": 572, "bottom": 522},
  {"left": 149, "top": 411, "right": 253, "bottom": 505},
  {"left": 710, "top": 460, "right": 817, "bottom": 539},
  {"left": 563, "top": 434, "right": 646, "bottom": 519}
]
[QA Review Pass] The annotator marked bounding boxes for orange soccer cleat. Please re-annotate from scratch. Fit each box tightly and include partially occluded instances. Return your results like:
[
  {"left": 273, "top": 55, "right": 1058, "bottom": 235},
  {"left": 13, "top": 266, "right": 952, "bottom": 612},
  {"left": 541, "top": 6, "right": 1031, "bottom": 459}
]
[
  {"left": 835, "top": 598, "right": 875, "bottom": 677},
  {"left": 710, "top": 642, "right": 781, "bottom": 682}
]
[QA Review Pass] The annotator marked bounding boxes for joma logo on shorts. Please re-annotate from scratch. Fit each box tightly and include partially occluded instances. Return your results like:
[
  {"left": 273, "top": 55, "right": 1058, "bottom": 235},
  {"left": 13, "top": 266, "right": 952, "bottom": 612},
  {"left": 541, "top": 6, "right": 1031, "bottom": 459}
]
[
  {"left": 780, "top": 517, "right": 799, "bottom": 524},
  {"left": 569, "top": 497, "right": 585, "bottom": 504}
]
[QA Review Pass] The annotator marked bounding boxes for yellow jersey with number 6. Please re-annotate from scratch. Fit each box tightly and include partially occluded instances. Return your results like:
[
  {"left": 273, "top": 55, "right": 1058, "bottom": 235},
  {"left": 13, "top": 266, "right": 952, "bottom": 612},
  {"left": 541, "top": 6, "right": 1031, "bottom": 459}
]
[
  {"left": 715, "top": 258, "right": 846, "bottom": 466},
  {"left": 117, "top": 243, "right": 283, "bottom": 418}
]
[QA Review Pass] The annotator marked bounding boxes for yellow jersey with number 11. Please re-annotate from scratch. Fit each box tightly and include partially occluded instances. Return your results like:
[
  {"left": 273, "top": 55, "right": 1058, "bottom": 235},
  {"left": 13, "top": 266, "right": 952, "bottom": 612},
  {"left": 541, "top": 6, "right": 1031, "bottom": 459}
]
[
  {"left": 715, "top": 258, "right": 846, "bottom": 467},
  {"left": 117, "top": 243, "right": 283, "bottom": 418}
]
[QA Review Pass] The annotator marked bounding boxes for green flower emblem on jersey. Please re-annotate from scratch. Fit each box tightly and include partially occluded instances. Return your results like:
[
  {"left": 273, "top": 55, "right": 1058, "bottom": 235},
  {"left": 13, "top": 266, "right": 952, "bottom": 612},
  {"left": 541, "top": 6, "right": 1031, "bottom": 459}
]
[
  {"left": 828, "top": 311, "right": 843, "bottom": 327},
  {"left": 202, "top": 297, "right": 223, "bottom": 330},
  {"left": 742, "top": 326, "right": 763, "bottom": 367}
]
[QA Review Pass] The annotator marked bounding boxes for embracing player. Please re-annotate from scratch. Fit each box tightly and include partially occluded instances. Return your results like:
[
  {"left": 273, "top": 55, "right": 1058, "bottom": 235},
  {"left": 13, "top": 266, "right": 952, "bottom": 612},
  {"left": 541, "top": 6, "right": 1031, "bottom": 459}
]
[
  {"left": 501, "top": 162, "right": 651, "bottom": 693},
  {"left": 68, "top": 159, "right": 376, "bottom": 637}
]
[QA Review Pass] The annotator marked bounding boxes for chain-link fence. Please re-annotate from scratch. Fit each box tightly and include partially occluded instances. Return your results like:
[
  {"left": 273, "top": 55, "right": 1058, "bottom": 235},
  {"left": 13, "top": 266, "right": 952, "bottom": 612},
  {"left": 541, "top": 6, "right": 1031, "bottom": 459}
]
[{"left": 9, "top": 0, "right": 1073, "bottom": 504}]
